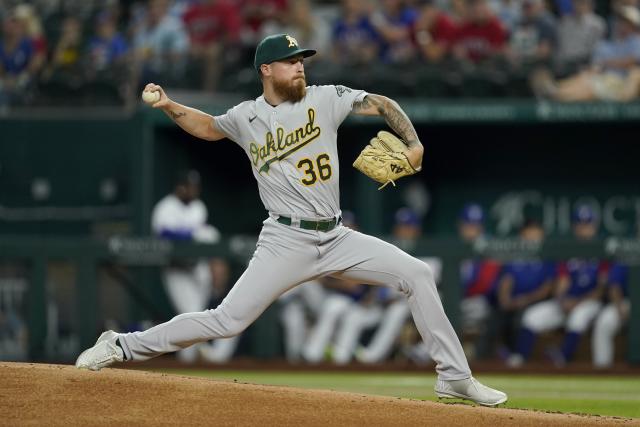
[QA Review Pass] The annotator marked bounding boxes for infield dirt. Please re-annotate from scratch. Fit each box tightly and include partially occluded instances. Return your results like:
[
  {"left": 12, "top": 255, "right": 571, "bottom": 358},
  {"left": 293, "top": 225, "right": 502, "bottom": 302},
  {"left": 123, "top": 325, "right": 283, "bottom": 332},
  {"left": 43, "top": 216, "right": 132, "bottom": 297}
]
[{"left": 1, "top": 362, "right": 637, "bottom": 426}]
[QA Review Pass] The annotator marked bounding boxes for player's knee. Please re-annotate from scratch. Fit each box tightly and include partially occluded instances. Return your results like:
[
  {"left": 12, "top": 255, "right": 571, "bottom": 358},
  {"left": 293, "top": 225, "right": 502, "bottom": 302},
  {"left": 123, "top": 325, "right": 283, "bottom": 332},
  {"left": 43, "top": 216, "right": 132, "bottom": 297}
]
[
  {"left": 207, "top": 308, "right": 247, "bottom": 337},
  {"left": 407, "top": 261, "right": 435, "bottom": 285},
  {"left": 594, "top": 314, "right": 616, "bottom": 336},
  {"left": 593, "top": 320, "right": 610, "bottom": 338},
  {"left": 220, "top": 320, "right": 246, "bottom": 337},
  {"left": 522, "top": 309, "right": 541, "bottom": 331},
  {"left": 398, "top": 261, "right": 436, "bottom": 297},
  {"left": 566, "top": 319, "right": 587, "bottom": 333},
  {"left": 566, "top": 313, "right": 590, "bottom": 333}
]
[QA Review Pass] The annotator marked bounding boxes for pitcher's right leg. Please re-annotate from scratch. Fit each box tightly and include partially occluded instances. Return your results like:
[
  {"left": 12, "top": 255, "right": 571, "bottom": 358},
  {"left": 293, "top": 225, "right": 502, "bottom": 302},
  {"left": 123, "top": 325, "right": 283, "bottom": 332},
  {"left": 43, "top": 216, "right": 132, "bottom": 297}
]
[{"left": 116, "top": 220, "right": 319, "bottom": 362}]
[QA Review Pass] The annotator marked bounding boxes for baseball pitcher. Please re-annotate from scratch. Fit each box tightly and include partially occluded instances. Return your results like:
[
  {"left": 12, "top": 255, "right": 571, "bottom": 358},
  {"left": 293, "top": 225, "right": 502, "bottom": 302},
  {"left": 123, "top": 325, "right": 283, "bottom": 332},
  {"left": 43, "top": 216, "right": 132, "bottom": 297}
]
[{"left": 76, "top": 34, "right": 506, "bottom": 406}]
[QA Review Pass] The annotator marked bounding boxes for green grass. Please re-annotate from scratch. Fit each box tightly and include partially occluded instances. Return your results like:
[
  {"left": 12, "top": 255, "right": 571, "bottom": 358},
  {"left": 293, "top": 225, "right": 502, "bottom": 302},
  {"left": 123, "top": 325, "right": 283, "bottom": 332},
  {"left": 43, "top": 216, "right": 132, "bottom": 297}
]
[{"left": 155, "top": 370, "right": 640, "bottom": 419}]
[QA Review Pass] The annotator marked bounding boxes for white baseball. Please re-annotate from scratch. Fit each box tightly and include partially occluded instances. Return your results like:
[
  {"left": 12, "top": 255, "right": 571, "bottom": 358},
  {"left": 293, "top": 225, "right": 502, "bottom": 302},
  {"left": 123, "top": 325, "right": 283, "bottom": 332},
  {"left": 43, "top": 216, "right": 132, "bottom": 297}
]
[{"left": 142, "top": 90, "right": 160, "bottom": 104}]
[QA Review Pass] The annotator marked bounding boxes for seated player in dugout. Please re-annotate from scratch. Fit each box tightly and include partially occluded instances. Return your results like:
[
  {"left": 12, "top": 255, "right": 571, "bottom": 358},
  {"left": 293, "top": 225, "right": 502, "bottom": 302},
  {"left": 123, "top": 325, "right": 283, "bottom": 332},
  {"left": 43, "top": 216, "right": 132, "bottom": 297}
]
[
  {"left": 76, "top": 33, "right": 506, "bottom": 406},
  {"left": 508, "top": 205, "right": 608, "bottom": 368},
  {"left": 478, "top": 219, "right": 555, "bottom": 362}
]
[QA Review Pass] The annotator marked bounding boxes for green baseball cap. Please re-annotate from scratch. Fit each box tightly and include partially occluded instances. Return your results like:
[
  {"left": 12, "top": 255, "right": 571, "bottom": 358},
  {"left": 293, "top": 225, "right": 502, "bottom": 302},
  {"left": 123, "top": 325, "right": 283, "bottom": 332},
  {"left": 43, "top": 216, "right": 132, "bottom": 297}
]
[{"left": 254, "top": 34, "right": 316, "bottom": 71}]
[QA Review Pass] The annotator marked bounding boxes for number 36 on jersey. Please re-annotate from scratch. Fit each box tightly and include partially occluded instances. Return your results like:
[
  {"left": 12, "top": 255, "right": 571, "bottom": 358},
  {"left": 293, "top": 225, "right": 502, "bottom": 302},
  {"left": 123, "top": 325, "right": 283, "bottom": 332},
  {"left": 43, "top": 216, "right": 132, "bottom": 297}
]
[{"left": 297, "top": 153, "right": 332, "bottom": 186}]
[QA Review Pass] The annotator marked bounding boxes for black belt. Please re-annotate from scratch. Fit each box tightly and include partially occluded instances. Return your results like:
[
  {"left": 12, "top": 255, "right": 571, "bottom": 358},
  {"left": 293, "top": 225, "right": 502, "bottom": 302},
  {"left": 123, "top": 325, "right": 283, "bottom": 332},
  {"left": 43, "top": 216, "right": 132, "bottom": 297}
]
[{"left": 277, "top": 215, "right": 341, "bottom": 232}]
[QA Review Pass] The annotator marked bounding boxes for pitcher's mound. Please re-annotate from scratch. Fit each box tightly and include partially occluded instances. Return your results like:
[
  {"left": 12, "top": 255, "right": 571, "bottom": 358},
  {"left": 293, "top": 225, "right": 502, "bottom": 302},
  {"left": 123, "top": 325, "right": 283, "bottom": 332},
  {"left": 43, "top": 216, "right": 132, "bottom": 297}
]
[{"left": 0, "top": 362, "right": 635, "bottom": 426}]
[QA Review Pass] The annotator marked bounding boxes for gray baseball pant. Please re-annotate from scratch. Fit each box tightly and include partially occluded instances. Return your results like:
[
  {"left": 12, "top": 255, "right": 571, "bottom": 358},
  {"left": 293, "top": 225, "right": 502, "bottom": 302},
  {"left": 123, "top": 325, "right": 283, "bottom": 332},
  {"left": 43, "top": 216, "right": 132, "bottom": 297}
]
[{"left": 118, "top": 217, "right": 471, "bottom": 380}]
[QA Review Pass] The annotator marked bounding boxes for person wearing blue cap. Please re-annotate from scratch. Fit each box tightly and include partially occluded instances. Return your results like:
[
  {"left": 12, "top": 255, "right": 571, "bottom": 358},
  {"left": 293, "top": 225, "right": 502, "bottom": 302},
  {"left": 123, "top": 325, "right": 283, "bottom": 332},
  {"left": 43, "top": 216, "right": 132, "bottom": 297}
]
[
  {"left": 458, "top": 203, "right": 486, "bottom": 243},
  {"left": 483, "top": 220, "right": 555, "bottom": 365},
  {"left": 572, "top": 203, "right": 598, "bottom": 240},
  {"left": 391, "top": 207, "right": 422, "bottom": 251}
]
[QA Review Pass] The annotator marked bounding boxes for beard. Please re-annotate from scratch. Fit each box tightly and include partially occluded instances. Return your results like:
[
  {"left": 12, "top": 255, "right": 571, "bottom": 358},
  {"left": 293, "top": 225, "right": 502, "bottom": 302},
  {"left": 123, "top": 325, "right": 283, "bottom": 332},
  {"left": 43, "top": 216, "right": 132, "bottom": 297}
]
[{"left": 272, "top": 74, "right": 307, "bottom": 102}]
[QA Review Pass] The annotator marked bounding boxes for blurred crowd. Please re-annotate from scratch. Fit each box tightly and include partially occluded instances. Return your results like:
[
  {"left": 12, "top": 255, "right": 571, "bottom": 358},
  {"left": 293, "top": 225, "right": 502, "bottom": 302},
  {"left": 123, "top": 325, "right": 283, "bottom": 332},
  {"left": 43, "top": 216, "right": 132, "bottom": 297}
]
[{"left": 2, "top": 0, "right": 640, "bottom": 108}]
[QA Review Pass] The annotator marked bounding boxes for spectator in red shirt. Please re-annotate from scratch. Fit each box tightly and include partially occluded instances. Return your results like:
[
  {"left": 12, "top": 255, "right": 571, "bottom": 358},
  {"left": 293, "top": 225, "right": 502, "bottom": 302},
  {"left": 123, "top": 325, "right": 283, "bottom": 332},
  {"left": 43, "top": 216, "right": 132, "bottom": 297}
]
[
  {"left": 411, "top": 0, "right": 459, "bottom": 63},
  {"left": 183, "top": 0, "right": 242, "bottom": 91},
  {"left": 453, "top": 0, "right": 507, "bottom": 63}
]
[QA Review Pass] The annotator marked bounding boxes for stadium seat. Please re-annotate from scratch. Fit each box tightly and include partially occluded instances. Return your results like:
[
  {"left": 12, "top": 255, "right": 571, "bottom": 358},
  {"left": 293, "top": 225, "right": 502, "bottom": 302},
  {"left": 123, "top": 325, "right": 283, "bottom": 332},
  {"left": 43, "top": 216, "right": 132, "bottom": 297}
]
[
  {"left": 81, "top": 80, "right": 123, "bottom": 106},
  {"left": 460, "top": 69, "right": 508, "bottom": 98},
  {"left": 415, "top": 66, "right": 458, "bottom": 98},
  {"left": 35, "top": 79, "right": 82, "bottom": 107}
]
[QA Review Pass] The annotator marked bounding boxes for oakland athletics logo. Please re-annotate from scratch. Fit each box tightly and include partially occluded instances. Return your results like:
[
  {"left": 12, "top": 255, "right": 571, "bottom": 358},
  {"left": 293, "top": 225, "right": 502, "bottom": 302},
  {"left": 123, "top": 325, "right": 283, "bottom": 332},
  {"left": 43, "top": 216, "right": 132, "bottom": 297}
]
[
  {"left": 249, "top": 108, "right": 321, "bottom": 174},
  {"left": 286, "top": 35, "right": 298, "bottom": 48}
]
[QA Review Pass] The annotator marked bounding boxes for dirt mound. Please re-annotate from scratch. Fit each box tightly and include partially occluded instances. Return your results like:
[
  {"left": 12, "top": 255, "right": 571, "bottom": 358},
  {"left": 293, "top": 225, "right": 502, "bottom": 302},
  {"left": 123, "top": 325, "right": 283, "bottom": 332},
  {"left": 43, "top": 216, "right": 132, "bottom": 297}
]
[{"left": 0, "top": 362, "right": 636, "bottom": 426}]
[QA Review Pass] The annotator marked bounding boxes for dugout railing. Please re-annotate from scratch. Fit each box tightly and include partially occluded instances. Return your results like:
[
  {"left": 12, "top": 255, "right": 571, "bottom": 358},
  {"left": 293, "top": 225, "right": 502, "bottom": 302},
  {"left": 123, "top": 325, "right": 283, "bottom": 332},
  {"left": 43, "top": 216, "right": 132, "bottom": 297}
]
[{"left": 1, "top": 235, "right": 638, "bottom": 364}]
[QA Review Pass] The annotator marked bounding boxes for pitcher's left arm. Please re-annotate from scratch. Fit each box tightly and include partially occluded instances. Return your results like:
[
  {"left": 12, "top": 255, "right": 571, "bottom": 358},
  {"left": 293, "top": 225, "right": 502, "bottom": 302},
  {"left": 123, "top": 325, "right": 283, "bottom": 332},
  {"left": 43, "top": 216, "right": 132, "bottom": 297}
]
[{"left": 351, "top": 94, "right": 424, "bottom": 170}]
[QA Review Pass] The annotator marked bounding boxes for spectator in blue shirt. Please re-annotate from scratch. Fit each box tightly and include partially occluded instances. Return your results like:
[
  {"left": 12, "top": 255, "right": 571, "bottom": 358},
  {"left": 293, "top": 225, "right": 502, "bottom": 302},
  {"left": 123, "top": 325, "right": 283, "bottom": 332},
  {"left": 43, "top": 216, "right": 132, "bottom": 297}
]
[
  {"left": 0, "top": 13, "right": 34, "bottom": 76},
  {"left": 87, "top": 12, "right": 129, "bottom": 74},
  {"left": 332, "top": 0, "right": 381, "bottom": 66},
  {"left": 370, "top": 0, "right": 419, "bottom": 63},
  {"left": 0, "top": 10, "right": 39, "bottom": 105}
]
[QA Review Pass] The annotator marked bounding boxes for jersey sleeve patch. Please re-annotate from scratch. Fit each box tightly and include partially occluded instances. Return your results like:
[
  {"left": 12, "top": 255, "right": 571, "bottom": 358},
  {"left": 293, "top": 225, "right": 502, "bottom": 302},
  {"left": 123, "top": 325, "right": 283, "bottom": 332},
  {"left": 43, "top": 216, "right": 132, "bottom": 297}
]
[{"left": 335, "top": 85, "right": 352, "bottom": 97}]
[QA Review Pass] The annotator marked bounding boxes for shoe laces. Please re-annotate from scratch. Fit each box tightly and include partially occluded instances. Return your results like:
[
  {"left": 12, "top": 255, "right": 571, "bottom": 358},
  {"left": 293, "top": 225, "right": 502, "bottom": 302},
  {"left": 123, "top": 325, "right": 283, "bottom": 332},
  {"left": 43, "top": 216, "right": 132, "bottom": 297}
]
[{"left": 94, "top": 341, "right": 122, "bottom": 365}]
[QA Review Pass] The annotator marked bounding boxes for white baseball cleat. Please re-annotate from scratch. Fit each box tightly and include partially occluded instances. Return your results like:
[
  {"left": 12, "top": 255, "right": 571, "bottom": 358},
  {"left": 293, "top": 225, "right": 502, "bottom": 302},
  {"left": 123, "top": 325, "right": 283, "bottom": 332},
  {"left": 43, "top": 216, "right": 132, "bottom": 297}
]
[
  {"left": 435, "top": 377, "right": 507, "bottom": 407},
  {"left": 75, "top": 330, "right": 124, "bottom": 371}
]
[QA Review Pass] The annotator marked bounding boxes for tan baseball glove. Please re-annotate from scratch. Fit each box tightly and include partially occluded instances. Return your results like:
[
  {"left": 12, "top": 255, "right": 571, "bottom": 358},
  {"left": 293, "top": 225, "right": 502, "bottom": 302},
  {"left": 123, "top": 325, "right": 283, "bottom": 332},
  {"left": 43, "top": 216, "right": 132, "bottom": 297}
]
[{"left": 353, "top": 131, "right": 419, "bottom": 189}]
